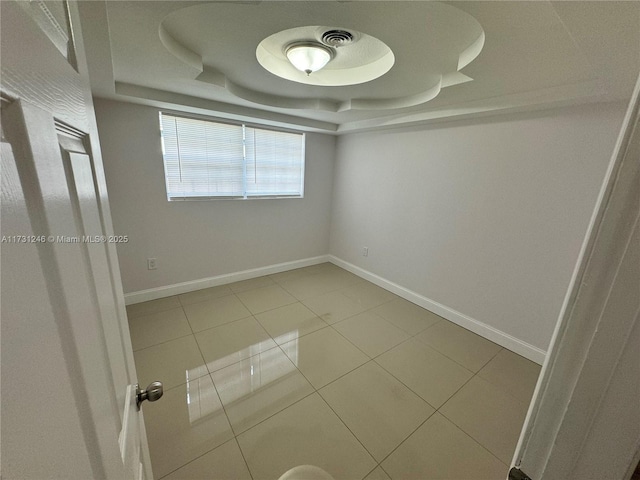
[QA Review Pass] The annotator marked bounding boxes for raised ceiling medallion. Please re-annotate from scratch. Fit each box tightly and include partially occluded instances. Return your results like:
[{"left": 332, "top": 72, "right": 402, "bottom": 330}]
[
  {"left": 157, "top": 2, "right": 486, "bottom": 113},
  {"left": 256, "top": 26, "right": 395, "bottom": 86}
]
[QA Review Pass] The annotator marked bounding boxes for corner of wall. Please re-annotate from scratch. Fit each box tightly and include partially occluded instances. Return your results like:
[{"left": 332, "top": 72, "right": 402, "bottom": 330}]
[{"left": 328, "top": 255, "right": 546, "bottom": 364}]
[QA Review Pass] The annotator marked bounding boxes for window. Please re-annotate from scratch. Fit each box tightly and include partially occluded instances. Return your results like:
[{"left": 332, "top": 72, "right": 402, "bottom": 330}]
[{"left": 159, "top": 113, "right": 305, "bottom": 200}]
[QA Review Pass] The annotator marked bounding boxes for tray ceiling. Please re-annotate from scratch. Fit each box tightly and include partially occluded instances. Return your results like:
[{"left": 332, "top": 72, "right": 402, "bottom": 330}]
[{"left": 81, "top": 1, "right": 640, "bottom": 133}]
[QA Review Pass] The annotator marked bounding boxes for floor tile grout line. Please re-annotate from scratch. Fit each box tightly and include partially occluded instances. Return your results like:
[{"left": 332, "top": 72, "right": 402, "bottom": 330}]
[
  {"left": 411, "top": 325, "right": 505, "bottom": 374},
  {"left": 129, "top": 268, "right": 365, "bottom": 323},
  {"left": 361, "top": 464, "right": 380, "bottom": 480},
  {"left": 477, "top": 346, "right": 506, "bottom": 374},
  {"left": 137, "top": 265, "right": 527, "bottom": 478},
  {"left": 252, "top": 300, "right": 323, "bottom": 320},
  {"left": 371, "top": 356, "right": 439, "bottom": 410},
  {"left": 407, "top": 338, "right": 478, "bottom": 376},
  {"left": 207, "top": 339, "right": 320, "bottom": 441},
  {"left": 152, "top": 338, "right": 261, "bottom": 476},
  {"left": 228, "top": 276, "right": 276, "bottom": 295},
  {"left": 128, "top": 265, "right": 383, "bottom": 318},
  {"left": 135, "top": 286, "right": 510, "bottom": 378},
  {"left": 435, "top": 357, "right": 532, "bottom": 464},
  {"left": 233, "top": 436, "right": 255, "bottom": 480},
  {"left": 273, "top": 340, "right": 319, "bottom": 396},
  {"left": 474, "top": 349, "right": 539, "bottom": 406},
  {"left": 227, "top": 282, "right": 444, "bottom": 398},
  {"left": 131, "top": 331, "right": 195, "bottom": 354},
  {"left": 182, "top": 304, "right": 197, "bottom": 336},
  {"left": 437, "top": 401, "right": 513, "bottom": 468},
  {"left": 126, "top": 302, "right": 183, "bottom": 320},
  {"left": 210, "top": 327, "right": 404, "bottom": 452},
  {"left": 373, "top": 408, "right": 439, "bottom": 469},
  {"left": 330, "top": 314, "right": 418, "bottom": 359},
  {"left": 196, "top": 311, "right": 346, "bottom": 377},
  {"left": 199, "top": 325, "right": 342, "bottom": 380},
  {"left": 181, "top": 293, "right": 248, "bottom": 323},
  {"left": 370, "top": 343, "right": 477, "bottom": 417},
  {"left": 154, "top": 364, "right": 505, "bottom": 476},
  {"left": 190, "top": 312, "right": 256, "bottom": 336},
  {"left": 255, "top": 317, "right": 332, "bottom": 344},
  {"left": 170, "top": 344, "right": 260, "bottom": 478},
  {"left": 325, "top": 322, "right": 375, "bottom": 362},
  {"left": 189, "top": 327, "right": 239, "bottom": 442},
  {"left": 436, "top": 408, "right": 511, "bottom": 469},
  {"left": 222, "top": 291, "right": 252, "bottom": 318},
  {"left": 155, "top": 438, "right": 239, "bottom": 480},
  {"left": 233, "top": 286, "right": 300, "bottom": 316},
  {"left": 133, "top": 268, "right": 502, "bottom": 386},
  {"left": 278, "top": 276, "right": 367, "bottom": 305},
  {"left": 315, "top": 389, "right": 379, "bottom": 467},
  {"left": 268, "top": 271, "right": 324, "bottom": 285},
  {"left": 208, "top": 371, "right": 238, "bottom": 438},
  {"left": 374, "top": 406, "right": 510, "bottom": 474},
  {"left": 383, "top": 357, "right": 509, "bottom": 469},
  {"left": 231, "top": 281, "right": 386, "bottom": 460},
  {"left": 300, "top": 352, "right": 448, "bottom": 474},
  {"left": 379, "top": 464, "right": 393, "bottom": 479},
  {"left": 318, "top": 352, "right": 437, "bottom": 477},
  {"left": 178, "top": 288, "right": 234, "bottom": 308},
  {"left": 313, "top": 357, "right": 376, "bottom": 397},
  {"left": 232, "top": 388, "right": 318, "bottom": 440}
]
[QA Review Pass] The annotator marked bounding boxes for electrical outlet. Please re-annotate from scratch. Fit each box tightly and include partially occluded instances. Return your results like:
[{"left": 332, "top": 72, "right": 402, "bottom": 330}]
[
  {"left": 362, "top": 247, "right": 369, "bottom": 257},
  {"left": 147, "top": 257, "right": 157, "bottom": 270}
]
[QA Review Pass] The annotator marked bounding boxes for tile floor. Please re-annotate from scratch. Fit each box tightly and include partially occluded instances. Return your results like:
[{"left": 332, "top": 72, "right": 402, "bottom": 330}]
[{"left": 127, "top": 263, "right": 541, "bottom": 480}]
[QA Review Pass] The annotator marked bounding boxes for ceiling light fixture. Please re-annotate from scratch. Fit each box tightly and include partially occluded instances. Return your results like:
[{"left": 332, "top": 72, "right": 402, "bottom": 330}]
[{"left": 285, "top": 42, "right": 334, "bottom": 75}]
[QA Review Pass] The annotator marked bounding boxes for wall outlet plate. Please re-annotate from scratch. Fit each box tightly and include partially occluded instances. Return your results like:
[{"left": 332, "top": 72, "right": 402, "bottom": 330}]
[{"left": 147, "top": 258, "right": 157, "bottom": 270}]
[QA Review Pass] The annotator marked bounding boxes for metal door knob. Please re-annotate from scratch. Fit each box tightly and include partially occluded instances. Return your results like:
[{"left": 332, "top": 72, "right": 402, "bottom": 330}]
[{"left": 136, "top": 381, "right": 163, "bottom": 409}]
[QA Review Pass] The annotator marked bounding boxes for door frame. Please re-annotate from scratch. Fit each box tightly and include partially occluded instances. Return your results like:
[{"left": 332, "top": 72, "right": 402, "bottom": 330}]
[{"left": 511, "top": 74, "right": 640, "bottom": 478}]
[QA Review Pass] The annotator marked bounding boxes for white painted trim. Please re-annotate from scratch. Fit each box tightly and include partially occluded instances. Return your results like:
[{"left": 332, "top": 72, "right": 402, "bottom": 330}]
[
  {"left": 124, "top": 255, "right": 330, "bottom": 305},
  {"left": 125, "top": 251, "right": 546, "bottom": 364},
  {"left": 328, "top": 255, "right": 546, "bottom": 364},
  {"left": 511, "top": 73, "right": 640, "bottom": 480}
]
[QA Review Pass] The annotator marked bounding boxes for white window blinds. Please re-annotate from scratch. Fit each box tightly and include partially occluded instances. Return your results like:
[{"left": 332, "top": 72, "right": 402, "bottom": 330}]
[{"left": 160, "top": 113, "right": 305, "bottom": 200}]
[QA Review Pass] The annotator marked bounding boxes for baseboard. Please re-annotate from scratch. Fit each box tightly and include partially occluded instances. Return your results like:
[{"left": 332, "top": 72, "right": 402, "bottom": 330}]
[
  {"left": 328, "top": 255, "right": 547, "bottom": 365},
  {"left": 124, "top": 252, "right": 546, "bottom": 364},
  {"left": 124, "top": 255, "right": 330, "bottom": 305}
]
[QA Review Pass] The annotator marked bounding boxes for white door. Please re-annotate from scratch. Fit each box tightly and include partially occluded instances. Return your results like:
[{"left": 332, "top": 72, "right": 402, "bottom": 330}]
[{"left": 1, "top": 1, "right": 154, "bottom": 478}]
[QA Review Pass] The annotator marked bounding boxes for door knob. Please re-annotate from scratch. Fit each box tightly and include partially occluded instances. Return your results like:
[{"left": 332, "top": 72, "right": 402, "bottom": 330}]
[{"left": 136, "top": 381, "right": 163, "bottom": 409}]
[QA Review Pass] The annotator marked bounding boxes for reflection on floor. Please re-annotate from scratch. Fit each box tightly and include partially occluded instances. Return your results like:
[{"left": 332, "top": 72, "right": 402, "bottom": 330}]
[{"left": 127, "top": 263, "right": 541, "bottom": 480}]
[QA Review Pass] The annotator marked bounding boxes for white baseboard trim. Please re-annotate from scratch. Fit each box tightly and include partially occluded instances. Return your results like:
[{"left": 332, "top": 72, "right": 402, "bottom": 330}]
[
  {"left": 124, "top": 255, "right": 330, "bottom": 305},
  {"left": 328, "top": 255, "right": 547, "bottom": 365}
]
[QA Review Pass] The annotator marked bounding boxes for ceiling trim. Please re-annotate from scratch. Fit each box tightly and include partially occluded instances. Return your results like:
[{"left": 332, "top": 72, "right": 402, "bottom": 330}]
[
  {"left": 109, "top": 77, "right": 620, "bottom": 136},
  {"left": 113, "top": 82, "right": 338, "bottom": 133},
  {"left": 79, "top": 1, "right": 640, "bottom": 135},
  {"left": 337, "top": 79, "right": 614, "bottom": 134}
]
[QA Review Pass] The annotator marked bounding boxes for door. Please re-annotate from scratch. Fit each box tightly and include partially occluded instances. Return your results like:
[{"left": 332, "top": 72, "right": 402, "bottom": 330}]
[
  {"left": 1, "top": 1, "right": 153, "bottom": 478},
  {"left": 509, "top": 76, "right": 640, "bottom": 479}
]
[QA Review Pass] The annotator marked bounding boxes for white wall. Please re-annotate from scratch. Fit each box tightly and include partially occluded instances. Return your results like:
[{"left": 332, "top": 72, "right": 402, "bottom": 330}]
[
  {"left": 329, "top": 103, "right": 626, "bottom": 353},
  {"left": 96, "top": 97, "right": 626, "bottom": 356},
  {"left": 94, "top": 99, "right": 335, "bottom": 294}
]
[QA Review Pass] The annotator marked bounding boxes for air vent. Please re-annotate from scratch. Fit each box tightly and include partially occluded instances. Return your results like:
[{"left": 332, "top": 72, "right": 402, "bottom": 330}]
[{"left": 321, "top": 30, "right": 355, "bottom": 47}]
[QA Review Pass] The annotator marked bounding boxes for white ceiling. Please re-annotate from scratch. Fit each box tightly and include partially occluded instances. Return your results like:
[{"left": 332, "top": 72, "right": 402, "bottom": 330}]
[{"left": 81, "top": 1, "right": 640, "bottom": 134}]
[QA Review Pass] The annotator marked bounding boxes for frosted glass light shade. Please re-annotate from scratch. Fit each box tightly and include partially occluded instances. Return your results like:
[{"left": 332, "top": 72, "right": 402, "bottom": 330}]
[{"left": 286, "top": 43, "right": 332, "bottom": 75}]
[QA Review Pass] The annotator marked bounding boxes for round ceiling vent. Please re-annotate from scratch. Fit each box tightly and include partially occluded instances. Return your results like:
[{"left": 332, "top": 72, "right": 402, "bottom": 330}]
[{"left": 321, "top": 29, "right": 355, "bottom": 47}]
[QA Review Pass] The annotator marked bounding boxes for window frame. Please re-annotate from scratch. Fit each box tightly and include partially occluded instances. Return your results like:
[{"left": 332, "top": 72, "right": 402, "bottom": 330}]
[{"left": 159, "top": 111, "right": 306, "bottom": 201}]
